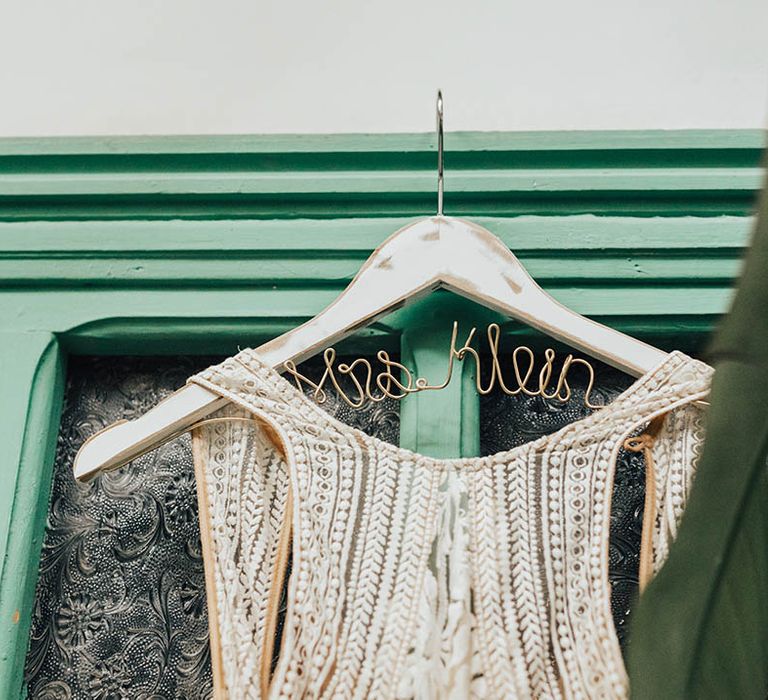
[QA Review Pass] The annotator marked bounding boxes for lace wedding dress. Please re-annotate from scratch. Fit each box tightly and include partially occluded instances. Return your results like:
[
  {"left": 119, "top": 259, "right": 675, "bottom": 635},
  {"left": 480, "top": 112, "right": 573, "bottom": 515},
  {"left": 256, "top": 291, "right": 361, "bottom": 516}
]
[{"left": 187, "top": 348, "right": 712, "bottom": 699}]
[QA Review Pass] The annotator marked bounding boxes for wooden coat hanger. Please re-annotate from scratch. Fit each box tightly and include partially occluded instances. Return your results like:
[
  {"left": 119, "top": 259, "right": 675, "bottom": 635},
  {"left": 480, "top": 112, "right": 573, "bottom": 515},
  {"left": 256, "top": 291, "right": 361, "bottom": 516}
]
[{"left": 73, "top": 92, "right": 670, "bottom": 483}]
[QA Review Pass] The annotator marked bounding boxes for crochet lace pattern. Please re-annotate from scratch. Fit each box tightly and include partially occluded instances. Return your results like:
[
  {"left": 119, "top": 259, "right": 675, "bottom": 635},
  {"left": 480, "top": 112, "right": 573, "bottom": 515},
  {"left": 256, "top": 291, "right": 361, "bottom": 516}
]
[{"left": 187, "top": 349, "right": 712, "bottom": 699}]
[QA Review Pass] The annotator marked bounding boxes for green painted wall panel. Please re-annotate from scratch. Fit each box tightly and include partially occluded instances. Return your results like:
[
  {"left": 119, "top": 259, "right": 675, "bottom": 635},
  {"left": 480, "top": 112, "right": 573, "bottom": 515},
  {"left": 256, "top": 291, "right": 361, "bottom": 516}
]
[{"left": 0, "top": 130, "right": 761, "bottom": 697}]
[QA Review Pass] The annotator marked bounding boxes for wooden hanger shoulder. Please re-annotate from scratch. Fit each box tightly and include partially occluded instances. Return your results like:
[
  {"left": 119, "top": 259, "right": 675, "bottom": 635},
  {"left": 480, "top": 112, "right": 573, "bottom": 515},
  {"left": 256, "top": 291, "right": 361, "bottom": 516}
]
[{"left": 73, "top": 215, "right": 668, "bottom": 482}]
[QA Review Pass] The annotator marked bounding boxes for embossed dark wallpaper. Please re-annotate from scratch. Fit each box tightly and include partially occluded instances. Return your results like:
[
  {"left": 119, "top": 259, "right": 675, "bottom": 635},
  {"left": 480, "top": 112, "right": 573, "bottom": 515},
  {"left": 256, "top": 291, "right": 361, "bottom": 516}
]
[
  {"left": 23, "top": 356, "right": 399, "bottom": 700},
  {"left": 26, "top": 352, "right": 647, "bottom": 698}
]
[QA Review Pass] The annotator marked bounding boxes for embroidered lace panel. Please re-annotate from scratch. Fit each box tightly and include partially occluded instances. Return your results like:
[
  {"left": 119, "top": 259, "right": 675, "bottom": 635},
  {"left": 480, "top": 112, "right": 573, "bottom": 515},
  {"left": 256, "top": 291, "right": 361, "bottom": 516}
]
[{"left": 188, "top": 349, "right": 712, "bottom": 699}]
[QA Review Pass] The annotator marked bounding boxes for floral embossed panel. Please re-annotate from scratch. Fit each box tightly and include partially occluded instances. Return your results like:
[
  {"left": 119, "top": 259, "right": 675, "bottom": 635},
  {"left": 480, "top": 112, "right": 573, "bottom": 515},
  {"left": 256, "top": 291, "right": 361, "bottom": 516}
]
[{"left": 24, "top": 355, "right": 400, "bottom": 700}]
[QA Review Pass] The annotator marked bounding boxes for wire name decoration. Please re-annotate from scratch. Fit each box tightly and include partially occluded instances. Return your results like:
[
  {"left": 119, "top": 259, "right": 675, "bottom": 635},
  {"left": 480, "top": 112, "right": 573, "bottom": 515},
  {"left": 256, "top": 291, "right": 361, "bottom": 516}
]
[{"left": 282, "top": 322, "right": 603, "bottom": 409}]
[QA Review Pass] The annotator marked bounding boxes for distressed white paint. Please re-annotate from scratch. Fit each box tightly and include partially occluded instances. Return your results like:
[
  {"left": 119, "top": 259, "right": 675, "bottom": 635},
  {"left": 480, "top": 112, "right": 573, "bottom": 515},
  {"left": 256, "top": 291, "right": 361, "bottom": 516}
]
[
  {"left": 73, "top": 215, "right": 671, "bottom": 481},
  {"left": 1, "top": 0, "right": 767, "bottom": 136}
]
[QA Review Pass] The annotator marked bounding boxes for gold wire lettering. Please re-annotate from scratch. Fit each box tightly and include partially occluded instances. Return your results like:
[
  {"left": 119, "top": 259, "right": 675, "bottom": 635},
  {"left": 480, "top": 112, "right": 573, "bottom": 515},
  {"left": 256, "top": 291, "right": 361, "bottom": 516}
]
[{"left": 281, "top": 322, "right": 603, "bottom": 409}]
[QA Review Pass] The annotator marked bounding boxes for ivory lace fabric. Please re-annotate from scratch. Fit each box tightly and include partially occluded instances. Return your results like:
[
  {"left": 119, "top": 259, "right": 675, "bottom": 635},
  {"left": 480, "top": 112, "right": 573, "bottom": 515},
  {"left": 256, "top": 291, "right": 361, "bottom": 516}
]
[{"left": 187, "top": 349, "right": 712, "bottom": 699}]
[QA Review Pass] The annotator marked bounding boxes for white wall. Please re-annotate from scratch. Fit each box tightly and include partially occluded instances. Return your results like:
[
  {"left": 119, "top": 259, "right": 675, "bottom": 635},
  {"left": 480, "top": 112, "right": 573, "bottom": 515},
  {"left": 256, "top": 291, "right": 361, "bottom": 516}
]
[{"left": 1, "top": 0, "right": 767, "bottom": 137}]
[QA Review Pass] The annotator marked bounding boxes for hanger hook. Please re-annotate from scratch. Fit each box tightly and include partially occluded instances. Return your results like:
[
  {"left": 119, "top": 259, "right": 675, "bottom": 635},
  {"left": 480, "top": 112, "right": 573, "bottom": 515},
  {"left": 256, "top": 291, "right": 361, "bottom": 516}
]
[{"left": 436, "top": 89, "right": 444, "bottom": 216}]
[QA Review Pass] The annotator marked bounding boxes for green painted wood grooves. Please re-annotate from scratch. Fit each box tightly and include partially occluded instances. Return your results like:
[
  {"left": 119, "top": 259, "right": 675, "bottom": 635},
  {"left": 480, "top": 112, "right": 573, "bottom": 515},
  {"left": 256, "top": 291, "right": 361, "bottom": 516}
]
[
  {"left": 0, "top": 215, "right": 752, "bottom": 251},
  {"left": 0, "top": 217, "right": 750, "bottom": 289},
  {"left": 0, "top": 131, "right": 763, "bottom": 220},
  {"left": 0, "top": 130, "right": 761, "bottom": 698},
  {"left": 0, "top": 287, "right": 736, "bottom": 337}
]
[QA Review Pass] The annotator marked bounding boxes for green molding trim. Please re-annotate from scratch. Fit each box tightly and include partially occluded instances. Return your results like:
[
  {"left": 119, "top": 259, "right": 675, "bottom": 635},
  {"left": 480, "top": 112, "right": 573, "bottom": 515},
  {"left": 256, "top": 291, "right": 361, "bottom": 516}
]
[
  {"left": 0, "top": 216, "right": 750, "bottom": 288},
  {"left": 0, "top": 130, "right": 764, "bottom": 220},
  {"left": 0, "top": 130, "right": 763, "bottom": 155},
  {"left": 0, "top": 287, "right": 737, "bottom": 339},
  {"left": 0, "top": 213, "right": 752, "bottom": 347},
  {"left": 0, "top": 334, "right": 64, "bottom": 699}
]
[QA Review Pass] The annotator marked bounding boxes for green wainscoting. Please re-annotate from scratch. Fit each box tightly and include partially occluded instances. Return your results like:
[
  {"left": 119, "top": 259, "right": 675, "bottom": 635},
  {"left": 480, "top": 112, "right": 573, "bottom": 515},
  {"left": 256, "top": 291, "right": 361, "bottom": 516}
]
[{"left": 0, "top": 129, "right": 763, "bottom": 697}]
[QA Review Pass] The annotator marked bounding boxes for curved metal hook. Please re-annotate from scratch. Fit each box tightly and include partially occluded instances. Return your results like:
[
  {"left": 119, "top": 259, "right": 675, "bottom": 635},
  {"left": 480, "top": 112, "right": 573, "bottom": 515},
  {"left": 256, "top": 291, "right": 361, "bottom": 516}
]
[{"left": 436, "top": 89, "right": 444, "bottom": 216}]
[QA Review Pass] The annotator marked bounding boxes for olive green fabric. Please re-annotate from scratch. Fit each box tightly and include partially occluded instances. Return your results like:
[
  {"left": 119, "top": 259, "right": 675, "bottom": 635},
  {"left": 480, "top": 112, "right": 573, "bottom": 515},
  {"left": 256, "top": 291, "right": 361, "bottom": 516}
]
[{"left": 628, "top": 165, "right": 768, "bottom": 699}]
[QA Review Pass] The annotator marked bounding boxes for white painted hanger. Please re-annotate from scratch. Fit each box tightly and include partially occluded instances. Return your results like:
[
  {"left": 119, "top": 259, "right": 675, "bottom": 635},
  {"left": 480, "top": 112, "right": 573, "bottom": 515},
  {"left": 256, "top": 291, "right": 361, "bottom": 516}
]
[{"left": 73, "top": 93, "right": 668, "bottom": 482}]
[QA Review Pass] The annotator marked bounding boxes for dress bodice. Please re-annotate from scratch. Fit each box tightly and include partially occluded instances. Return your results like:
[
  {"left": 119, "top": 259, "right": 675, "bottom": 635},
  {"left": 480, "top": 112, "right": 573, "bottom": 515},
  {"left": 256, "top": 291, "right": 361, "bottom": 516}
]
[{"left": 187, "top": 349, "right": 712, "bottom": 699}]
